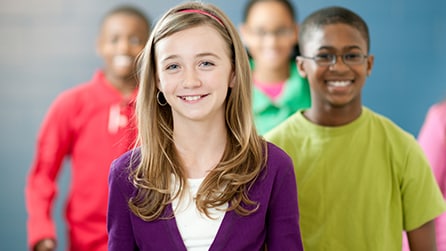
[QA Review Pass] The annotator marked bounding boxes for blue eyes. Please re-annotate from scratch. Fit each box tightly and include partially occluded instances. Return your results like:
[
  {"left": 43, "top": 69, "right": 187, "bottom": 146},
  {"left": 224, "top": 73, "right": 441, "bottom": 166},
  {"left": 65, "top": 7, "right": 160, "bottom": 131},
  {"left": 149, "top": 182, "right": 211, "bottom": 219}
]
[
  {"left": 200, "top": 61, "right": 214, "bottom": 67},
  {"left": 166, "top": 64, "right": 179, "bottom": 70},
  {"left": 165, "top": 61, "right": 215, "bottom": 71}
]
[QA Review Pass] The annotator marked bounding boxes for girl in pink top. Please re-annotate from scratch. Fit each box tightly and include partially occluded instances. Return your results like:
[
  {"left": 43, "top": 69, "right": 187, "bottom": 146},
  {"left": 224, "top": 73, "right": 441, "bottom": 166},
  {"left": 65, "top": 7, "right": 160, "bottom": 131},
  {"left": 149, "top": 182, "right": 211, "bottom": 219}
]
[
  {"left": 404, "top": 100, "right": 446, "bottom": 250},
  {"left": 418, "top": 100, "right": 446, "bottom": 250}
]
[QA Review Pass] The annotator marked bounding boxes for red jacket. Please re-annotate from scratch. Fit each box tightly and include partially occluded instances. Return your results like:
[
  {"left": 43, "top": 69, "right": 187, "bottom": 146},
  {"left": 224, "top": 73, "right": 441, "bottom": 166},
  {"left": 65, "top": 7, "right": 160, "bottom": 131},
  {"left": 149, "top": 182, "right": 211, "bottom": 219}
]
[{"left": 25, "top": 70, "right": 137, "bottom": 251}]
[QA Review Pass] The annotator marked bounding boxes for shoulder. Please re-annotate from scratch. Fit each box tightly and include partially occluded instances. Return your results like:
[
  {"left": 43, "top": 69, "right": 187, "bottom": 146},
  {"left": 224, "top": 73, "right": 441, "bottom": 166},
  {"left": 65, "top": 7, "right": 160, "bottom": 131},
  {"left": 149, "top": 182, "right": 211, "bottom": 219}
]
[
  {"left": 264, "top": 142, "right": 294, "bottom": 175},
  {"left": 51, "top": 76, "right": 98, "bottom": 107},
  {"left": 365, "top": 108, "right": 414, "bottom": 139},
  {"left": 364, "top": 108, "right": 423, "bottom": 158},
  {"left": 41, "top": 82, "right": 95, "bottom": 123},
  {"left": 266, "top": 142, "right": 292, "bottom": 163},
  {"left": 110, "top": 148, "right": 141, "bottom": 181},
  {"left": 265, "top": 112, "right": 303, "bottom": 144},
  {"left": 427, "top": 101, "right": 446, "bottom": 119},
  {"left": 249, "top": 142, "right": 296, "bottom": 198}
]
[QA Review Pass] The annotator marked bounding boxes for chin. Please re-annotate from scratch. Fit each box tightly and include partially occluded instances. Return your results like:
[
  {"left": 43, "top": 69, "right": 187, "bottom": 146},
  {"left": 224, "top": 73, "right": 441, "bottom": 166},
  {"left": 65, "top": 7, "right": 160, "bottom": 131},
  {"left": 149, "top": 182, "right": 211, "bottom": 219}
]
[{"left": 113, "top": 70, "right": 133, "bottom": 78}]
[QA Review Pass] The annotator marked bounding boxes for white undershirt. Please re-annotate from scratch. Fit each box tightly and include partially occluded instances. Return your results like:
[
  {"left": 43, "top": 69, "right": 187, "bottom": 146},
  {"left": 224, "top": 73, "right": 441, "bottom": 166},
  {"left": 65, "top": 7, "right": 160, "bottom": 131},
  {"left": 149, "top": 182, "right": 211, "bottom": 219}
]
[{"left": 172, "top": 177, "right": 227, "bottom": 251}]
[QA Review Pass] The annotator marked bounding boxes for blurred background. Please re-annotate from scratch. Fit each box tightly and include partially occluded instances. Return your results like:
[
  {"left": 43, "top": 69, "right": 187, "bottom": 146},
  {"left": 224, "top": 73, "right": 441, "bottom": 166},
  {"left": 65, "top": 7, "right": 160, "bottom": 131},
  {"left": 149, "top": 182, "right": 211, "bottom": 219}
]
[{"left": 1, "top": 0, "right": 445, "bottom": 250}]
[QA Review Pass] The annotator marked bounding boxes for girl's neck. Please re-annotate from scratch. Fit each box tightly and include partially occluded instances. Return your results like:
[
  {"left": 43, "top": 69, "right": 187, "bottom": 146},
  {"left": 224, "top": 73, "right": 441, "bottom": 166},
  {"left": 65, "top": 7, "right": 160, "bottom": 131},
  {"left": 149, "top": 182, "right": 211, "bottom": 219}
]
[{"left": 173, "top": 119, "right": 228, "bottom": 178}]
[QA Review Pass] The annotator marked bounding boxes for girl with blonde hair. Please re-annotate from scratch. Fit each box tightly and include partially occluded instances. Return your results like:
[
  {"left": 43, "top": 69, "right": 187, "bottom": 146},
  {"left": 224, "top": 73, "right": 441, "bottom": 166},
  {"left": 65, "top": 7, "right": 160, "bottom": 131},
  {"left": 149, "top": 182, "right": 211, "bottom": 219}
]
[{"left": 107, "top": 2, "right": 303, "bottom": 250}]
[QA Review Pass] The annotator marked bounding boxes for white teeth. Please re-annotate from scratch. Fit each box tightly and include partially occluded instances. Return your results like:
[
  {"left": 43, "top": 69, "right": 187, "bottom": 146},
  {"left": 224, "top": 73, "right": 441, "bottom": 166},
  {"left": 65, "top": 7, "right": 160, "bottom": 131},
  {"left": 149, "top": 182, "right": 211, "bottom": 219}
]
[
  {"left": 183, "top": 96, "right": 201, "bottom": 101},
  {"left": 113, "top": 55, "right": 132, "bottom": 67},
  {"left": 328, "top": 81, "right": 351, "bottom": 87}
]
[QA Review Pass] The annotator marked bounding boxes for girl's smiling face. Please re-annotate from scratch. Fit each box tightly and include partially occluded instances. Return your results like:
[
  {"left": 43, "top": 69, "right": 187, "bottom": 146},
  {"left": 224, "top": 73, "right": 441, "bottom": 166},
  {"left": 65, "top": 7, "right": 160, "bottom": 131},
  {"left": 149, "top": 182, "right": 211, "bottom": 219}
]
[
  {"left": 298, "top": 23, "right": 374, "bottom": 109},
  {"left": 155, "top": 25, "right": 234, "bottom": 124}
]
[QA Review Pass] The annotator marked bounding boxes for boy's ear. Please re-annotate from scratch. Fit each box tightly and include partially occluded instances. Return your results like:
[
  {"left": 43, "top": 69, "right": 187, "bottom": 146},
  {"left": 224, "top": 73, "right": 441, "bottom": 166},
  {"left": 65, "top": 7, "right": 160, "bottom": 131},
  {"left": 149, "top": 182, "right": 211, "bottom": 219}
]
[
  {"left": 296, "top": 57, "right": 308, "bottom": 78},
  {"left": 366, "top": 54, "right": 374, "bottom": 76}
]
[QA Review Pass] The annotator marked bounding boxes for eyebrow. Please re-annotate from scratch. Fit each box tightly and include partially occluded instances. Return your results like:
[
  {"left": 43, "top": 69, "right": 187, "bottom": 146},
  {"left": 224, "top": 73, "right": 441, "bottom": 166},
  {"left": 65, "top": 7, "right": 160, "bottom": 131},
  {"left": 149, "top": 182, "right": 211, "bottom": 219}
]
[
  {"left": 160, "top": 52, "right": 222, "bottom": 63},
  {"left": 317, "top": 45, "right": 363, "bottom": 51}
]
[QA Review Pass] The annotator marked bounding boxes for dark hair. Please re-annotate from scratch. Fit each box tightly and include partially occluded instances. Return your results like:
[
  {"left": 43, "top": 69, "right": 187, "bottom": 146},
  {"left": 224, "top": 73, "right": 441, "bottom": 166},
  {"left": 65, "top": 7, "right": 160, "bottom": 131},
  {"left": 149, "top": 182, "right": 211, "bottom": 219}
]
[
  {"left": 101, "top": 5, "right": 151, "bottom": 31},
  {"left": 242, "top": 0, "right": 297, "bottom": 22},
  {"left": 242, "top": 0, "right": 301, "bottom": 58},
  {"left": 299, "top": 6, "right": 370, "bottom": 53}
]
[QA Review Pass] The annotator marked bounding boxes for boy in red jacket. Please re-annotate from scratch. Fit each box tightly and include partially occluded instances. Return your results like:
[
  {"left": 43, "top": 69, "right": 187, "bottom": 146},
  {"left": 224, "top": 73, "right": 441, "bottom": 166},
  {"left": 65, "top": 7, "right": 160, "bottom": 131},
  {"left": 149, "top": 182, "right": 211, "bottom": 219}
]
[{"left": 25, "top": 5, "right": 150, "bottom": 251}]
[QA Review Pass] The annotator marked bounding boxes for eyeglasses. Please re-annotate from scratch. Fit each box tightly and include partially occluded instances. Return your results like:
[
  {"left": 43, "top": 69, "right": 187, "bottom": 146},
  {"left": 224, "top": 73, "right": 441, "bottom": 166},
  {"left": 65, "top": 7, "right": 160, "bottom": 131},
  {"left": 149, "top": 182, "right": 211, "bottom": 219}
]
[
  {"left": 248, "top": 27, "right": 294, "bottom": 39},
  {"left": 299, "top": 53, "right": 368, "bottom": 66}
]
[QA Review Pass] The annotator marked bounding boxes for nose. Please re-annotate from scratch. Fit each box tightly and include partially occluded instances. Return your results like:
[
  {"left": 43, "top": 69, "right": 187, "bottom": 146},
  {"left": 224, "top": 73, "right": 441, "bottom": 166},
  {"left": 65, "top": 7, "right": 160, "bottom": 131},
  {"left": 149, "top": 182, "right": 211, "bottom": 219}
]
[
  {"left": 117, "top": 39, "right": 131, "bottom": 54},
  {"left": 329, "top": 55, "right": 349, "bottom": 71},
  {"left": 182, "top": 68, "right": 202, "bottom": 88},
  {"left": 262, "top": 32, "right": 279, "bottom": 46}
]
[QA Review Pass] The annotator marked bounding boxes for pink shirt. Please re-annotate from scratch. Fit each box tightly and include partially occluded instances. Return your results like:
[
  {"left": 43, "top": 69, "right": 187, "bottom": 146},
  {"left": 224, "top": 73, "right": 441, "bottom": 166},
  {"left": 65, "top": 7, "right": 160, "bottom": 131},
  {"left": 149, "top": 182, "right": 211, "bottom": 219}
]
[
  {"left": 253, "top": 78, "right": 286, "bottom": 102},
  {"left": 404, "top": 101, "right": 446, "bottom": 250},
  {"left": 419, "top": 101, "right": 446, "bottom": 250}
]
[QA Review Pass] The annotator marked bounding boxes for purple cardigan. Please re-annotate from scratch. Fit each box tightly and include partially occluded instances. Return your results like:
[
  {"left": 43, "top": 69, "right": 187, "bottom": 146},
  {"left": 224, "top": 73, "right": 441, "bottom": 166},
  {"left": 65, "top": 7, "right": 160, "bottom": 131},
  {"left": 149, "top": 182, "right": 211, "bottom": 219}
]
[{"left": 107, "top": 142, "right": 303, "bottom": 251}]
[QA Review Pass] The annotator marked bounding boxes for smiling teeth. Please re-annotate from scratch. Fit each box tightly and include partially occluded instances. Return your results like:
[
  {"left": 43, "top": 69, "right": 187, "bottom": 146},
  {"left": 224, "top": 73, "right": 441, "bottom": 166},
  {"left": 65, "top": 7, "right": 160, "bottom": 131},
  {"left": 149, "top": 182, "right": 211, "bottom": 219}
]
[
  {"left": 113, "top": 55, "right": 132, "bottom": 67},
  {"left": 183, "top": 96, "right": 201, "bottom": 101},
  {"left": 328, "top": 81, "right": 350, "bottom": 87}
]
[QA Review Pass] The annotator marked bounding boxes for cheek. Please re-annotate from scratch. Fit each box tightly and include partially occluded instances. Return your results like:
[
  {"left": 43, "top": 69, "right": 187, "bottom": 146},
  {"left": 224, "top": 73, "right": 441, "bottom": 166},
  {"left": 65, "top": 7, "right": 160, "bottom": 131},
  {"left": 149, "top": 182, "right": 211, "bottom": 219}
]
[
  {"left": 130, "top": 45, "right": 145, "bottom": 56},
  {"left": 299, "top": 61, "right": 321, "bottom": 80},
  {"left": 306, "top": 68, "right": 327, "bottom": 87},
  {"left": 157, "top": 74, "right": 178, "bottom": 93},
  {"left": 157, "top": 80, "right": 168, "bottom": 93},
  {"left": 245, "top": 39, "right": 262, "bottom": 52},
  {"left": 156, "top": 73, "right": 167, "bottom": 91},
  {"left": 280, "top": 39, "right": 296, "bottom": 51},
  {"left": 97, "top": 44, "right": 113, "bottom": 57}
]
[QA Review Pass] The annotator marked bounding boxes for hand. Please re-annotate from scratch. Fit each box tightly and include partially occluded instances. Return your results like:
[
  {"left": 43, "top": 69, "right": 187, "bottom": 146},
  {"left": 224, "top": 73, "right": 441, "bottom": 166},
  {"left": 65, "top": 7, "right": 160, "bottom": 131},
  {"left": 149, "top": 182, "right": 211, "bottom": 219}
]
[{"left": 34, "top": 239, "right": 56, "bottom": 251}]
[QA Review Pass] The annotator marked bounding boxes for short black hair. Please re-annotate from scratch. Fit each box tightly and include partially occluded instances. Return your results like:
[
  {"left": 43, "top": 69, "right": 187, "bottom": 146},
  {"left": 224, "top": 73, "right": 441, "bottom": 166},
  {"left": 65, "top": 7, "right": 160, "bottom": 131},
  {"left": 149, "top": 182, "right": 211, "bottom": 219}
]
[
  {"left": 242, "top": 0, "right": 301, "bottom": 58},
  {"left": 101, "top": 5, "right": 151, "bottom": 31},
  {"left": 242, "top": 0, "right": 297, "bottom": 22},
  {"left": 299, "top": 6, "right": 370, "bottom": 53}
]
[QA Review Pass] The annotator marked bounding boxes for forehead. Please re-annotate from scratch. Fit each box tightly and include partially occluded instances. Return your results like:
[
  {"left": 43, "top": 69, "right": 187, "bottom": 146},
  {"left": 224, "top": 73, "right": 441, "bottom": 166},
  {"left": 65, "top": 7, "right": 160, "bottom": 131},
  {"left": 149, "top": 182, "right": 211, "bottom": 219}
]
[
  {"left": 155, "top": 25, "right": 229, "bottom": 60},
  {"left": 303, "top": 23, "right": 367, "bottom": 53},
  {"left": 101, "top": 13, "right": 148, "bottom": 36},
  {"left": 245, "top": 1, "right": 294, "bottom": 27}
]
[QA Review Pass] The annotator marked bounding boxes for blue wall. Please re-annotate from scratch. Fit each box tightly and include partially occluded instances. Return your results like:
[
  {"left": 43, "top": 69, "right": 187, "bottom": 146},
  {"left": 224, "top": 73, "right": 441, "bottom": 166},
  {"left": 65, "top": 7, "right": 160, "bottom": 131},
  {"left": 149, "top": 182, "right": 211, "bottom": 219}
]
[{"left": 1, "top": 0, "right": 444, "bottom": 250}]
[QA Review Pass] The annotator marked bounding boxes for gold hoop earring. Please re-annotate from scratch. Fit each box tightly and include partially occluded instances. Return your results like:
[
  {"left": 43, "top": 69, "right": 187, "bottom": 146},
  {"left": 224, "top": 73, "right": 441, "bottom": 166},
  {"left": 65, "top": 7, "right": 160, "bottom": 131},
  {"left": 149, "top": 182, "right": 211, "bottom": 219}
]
[{"left": 156, "top": 91, "right": 167, "bottom": 106}]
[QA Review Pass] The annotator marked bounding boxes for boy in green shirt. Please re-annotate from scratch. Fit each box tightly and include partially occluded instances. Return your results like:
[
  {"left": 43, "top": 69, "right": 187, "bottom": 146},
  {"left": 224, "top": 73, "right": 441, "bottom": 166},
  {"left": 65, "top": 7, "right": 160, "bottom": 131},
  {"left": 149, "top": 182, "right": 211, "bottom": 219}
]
[{"left": 266, "top": 6, "right": 446, "bottom": 251}]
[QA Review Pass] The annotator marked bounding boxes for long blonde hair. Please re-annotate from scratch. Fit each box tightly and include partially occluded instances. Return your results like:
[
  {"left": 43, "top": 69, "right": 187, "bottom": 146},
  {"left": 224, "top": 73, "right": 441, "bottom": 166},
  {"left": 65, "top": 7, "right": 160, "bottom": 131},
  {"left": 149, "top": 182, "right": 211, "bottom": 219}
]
[{"left": 130, "top": 1, "right": 266, "bottom": 221}]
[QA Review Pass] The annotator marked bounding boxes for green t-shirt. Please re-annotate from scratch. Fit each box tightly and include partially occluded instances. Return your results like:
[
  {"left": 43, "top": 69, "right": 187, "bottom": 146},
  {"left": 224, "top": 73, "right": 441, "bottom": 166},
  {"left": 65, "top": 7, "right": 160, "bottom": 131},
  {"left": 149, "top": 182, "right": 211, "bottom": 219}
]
[
  {"left": 266, "top": 107, "right": 446, "bottom": 251},
  {"left": 251, "top": 60, "right": 311, "bottom": 135}
]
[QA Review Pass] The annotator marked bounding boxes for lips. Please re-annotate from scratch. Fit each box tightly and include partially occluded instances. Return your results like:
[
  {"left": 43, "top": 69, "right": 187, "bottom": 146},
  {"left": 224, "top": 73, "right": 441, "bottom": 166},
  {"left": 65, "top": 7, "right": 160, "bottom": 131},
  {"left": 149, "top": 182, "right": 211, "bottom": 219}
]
[{"left": 179, "top": 95, "right": 208, "bottom": 101}]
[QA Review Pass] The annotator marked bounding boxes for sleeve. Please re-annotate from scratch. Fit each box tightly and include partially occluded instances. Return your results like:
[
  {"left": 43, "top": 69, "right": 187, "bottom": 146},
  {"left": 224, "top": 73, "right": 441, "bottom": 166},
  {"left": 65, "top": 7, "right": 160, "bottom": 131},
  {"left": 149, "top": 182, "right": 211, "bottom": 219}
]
[
  {"left": 265, "top": 147, "right": 304, "bottom": 251},
  {"left": 401, "top": 139, "right": 446, "bottom": 231},
  {"left": 24, "top": 93, "right": 74, "bottom": 249},
  {"left": 107, "top": 158, "right": 137, "bottom": 251},
  {"left": 418, "top": 105, "right": 446, "bottom": 193}
]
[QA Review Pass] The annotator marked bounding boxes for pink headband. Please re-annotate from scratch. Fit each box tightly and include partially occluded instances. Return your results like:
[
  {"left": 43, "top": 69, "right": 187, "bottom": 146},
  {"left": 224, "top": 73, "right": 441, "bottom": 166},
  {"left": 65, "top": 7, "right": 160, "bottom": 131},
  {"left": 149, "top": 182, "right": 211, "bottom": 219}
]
[{"left": 178, "top": 9, "right": 224, "bottom": 26}]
